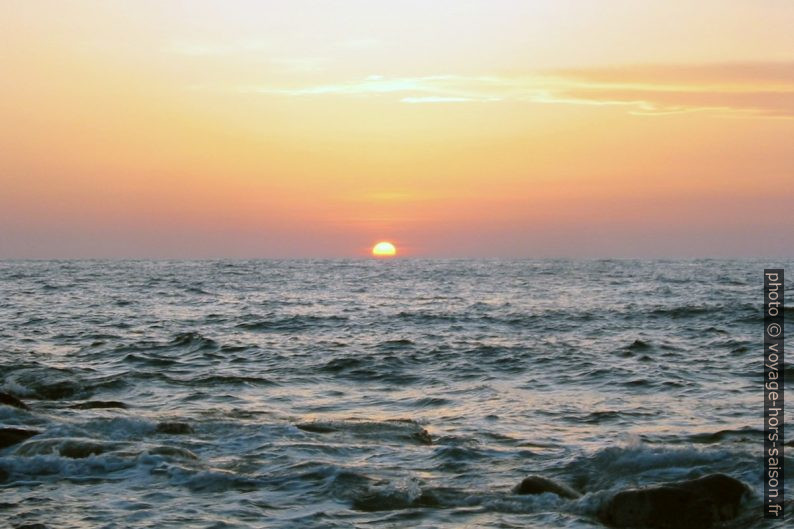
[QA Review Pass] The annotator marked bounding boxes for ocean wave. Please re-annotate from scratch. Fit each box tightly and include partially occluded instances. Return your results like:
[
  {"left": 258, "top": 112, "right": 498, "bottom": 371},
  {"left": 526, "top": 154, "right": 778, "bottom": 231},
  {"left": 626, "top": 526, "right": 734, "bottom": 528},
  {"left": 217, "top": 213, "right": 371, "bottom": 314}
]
[
  {"left": 164, "top": 467, "right": 260, "bottom": 493},
  {"left": 160, "top": 373, "right": 278, "bottom": 387},
  {"left": 1, "top": 367, "right": 129, "bottom": 401},
  {"left": 14, "top": 437, "right": 125, "bottom": 459},
  {"left": 561, "top": 443, "right": 762, "bottom": 494},
  {"left": 115, "top": 332, "right": 219, "bottom": 357},
  {"left": 0, "top": 452, "right": 137, "bottom": 483},
  {"left": 236, "top": 314, "right": 348, "bottom": 332},
  {"left": 686, "top": 428, "right": 764, "bottom": 445}
]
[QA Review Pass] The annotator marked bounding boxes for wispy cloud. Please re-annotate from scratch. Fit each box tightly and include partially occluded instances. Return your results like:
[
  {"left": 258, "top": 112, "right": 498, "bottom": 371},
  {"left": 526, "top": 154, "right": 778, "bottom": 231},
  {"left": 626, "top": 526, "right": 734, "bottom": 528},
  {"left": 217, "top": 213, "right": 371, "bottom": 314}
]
[
  {"left": 241, "top": 75, "right": 527, "bottom": 102},
  {"left": 237, "top": 62, "right": 794, "bottom": 117},
  {"left": 401, "top": 96, "right": 477, "bottom": 103},
  {"left": 546, "top": 61, "right": 794, "bottom": 117},
  {"left": 555, "top": 62, "right": 794, "bottom": 87}
]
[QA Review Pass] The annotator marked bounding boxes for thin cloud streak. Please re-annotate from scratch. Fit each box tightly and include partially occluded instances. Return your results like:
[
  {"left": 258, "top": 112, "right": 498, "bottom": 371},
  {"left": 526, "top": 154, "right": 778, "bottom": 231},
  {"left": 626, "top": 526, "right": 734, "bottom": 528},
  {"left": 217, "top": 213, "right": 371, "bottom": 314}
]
[
  {"left": 236, "top": 62, "right": 794, "bottom": 117},
  {"left": 401, "top": 96, "right": 477, "bottom": 103}
]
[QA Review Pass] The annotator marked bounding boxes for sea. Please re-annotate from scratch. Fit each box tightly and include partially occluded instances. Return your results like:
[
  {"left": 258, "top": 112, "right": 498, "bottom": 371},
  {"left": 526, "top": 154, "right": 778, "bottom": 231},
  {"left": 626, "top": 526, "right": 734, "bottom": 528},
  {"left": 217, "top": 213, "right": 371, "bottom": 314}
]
[{"left": 0, "top": 259, "right": 791, "bottom": 528}]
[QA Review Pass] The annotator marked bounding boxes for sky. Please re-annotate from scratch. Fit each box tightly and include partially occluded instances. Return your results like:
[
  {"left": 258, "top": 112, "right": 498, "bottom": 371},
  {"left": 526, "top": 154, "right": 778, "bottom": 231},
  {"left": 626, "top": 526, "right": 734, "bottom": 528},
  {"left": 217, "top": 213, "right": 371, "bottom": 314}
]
[{"left": 1, "top": 0, "right": 793, "bottom": 258}]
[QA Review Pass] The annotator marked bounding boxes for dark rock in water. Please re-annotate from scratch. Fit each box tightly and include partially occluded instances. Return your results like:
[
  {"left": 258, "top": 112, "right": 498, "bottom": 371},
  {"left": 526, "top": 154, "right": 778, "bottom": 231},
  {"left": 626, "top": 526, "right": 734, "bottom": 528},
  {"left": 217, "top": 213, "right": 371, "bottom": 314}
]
[
  {"left": 296, "top": 423, "right": 338, "bottom": 434},
  {"left": 0, "top": 427, "right": 40, "bottom": 449},
  {"left": 34, "top": 381, "right": 81, "bottom": 400},
  {"left": 58, "top": 440, "right": 110, "bottom": 459},
  {"left": 598, "top": 473, "right": 749, "bottom": 528},
  {"left": 70, "top": 400, "right": 128, "bottom": 410},
  {"left": 514, "top": 475, "right": 581, "bottom": 499},
  {"left": 0, "top": 467, "right": 8, "bottom": 482},
  {"left": 0, "top": 392, "right": 29, "bottom": 410},
  {"left": 296, "top": 419, "right": 432, "bottom": 444},
  {"left": 412, "top": 429, "right": 433, "bottom": 445},
  {"left": 352, "top": 488, "right": 441, "bottom": 512},
  {"left": 156, "top": 421, "right": 194, "bottom": 435},
  {"left": 626, "top": 339, "right": 652, "bottom": 351}
]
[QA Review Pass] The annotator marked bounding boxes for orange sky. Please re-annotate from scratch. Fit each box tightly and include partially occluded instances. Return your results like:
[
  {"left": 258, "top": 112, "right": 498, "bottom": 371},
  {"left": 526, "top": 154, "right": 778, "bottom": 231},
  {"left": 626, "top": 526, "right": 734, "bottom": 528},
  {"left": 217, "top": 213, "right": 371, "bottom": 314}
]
[{"left": 1, "top": 1, "right": 793, "bottom": 257}]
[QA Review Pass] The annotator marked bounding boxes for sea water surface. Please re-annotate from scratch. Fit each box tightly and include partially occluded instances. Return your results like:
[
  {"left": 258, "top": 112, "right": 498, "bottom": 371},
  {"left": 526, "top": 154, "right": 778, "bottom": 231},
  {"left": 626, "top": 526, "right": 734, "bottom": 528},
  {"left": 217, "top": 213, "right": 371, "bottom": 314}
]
[{"left": 0, "top": 259, "right": 791, "bottom": 528}]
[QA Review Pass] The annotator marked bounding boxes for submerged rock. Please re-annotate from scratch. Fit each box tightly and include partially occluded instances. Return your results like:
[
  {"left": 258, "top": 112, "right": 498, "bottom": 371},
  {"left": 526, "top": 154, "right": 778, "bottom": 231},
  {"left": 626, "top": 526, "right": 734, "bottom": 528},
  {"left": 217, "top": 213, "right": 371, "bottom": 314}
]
[
  {"left": 15, "top": 438, "right": 120, "bottom": 458},
  {"left": 156, "top": 421, "right": 194, "bottom": 435},
  {"left": 59, "top": 440, "right": 111, "bottom": 459},
  {"left": 0, "top": 427, "right": 40, "bottom": 449},
  {"left": 0, "top": 391, "right": 30, "bottom": 410},
  {"left": 412, "top": 429, "right": 433, "bottom": 445},
  {"left": 33, "top": 380, "right": 81, "bottom": 400},
  {"left": 295, "top": 419, "right": 432, "bottom": 445},
  {"left": 598, "top": 473, "right": 749, "bottom": 528},
  {"left": 514, "top": 475, "right": 581, "bottom": 499},
  {"left": 70, "top": 400, "right": 128, "bottom": 410},
  {"left": 296, "top": 423, "right": 338, "bottom": 434},
  {"left": 352, "top": 488, "right": 440, "bottom": 512}
]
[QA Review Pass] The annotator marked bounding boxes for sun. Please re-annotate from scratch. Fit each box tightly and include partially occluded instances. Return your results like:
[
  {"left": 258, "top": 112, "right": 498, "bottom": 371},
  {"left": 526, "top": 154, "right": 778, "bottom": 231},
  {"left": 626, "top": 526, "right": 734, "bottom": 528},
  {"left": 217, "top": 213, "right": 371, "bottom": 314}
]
[{"left": 372, "top": 241, "right": 397, "bottom": 257}]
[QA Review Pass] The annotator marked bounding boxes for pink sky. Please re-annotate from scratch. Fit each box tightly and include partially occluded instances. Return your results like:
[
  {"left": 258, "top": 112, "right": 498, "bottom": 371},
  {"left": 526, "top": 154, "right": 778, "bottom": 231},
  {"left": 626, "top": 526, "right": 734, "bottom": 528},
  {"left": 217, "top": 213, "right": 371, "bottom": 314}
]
[{"left": 1, "top": 1, "right": 793, "bottom": 257}]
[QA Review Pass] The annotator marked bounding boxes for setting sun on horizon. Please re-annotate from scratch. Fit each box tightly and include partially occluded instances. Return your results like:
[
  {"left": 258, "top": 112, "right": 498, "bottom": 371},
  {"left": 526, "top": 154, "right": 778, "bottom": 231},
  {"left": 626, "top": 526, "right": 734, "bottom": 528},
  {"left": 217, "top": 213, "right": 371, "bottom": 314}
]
[{"left": 372, "top": 241, "right": 397, "bottom": 257}]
